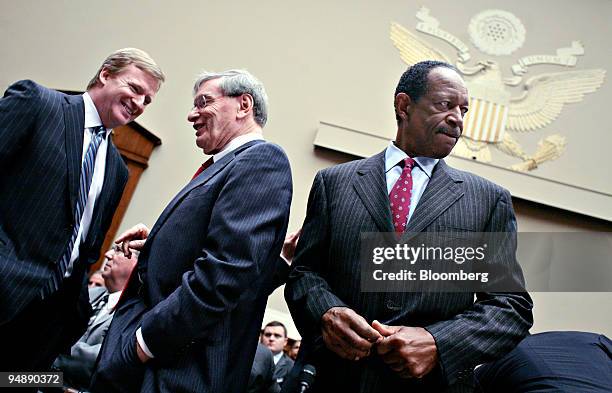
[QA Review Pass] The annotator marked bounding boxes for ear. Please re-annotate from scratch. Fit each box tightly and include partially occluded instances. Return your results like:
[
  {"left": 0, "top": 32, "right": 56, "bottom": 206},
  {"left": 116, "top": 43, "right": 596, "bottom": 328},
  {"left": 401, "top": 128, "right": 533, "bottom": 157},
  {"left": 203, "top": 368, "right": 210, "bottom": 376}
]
[
  {"left": 394, "top": 92, "right": 412, "bottom": 123},
  {"left": 98, "top": 67, "right": 111, "bottom": 86},
  {"left": 236, "top": 93, "right": 254, "bottom": 120}
]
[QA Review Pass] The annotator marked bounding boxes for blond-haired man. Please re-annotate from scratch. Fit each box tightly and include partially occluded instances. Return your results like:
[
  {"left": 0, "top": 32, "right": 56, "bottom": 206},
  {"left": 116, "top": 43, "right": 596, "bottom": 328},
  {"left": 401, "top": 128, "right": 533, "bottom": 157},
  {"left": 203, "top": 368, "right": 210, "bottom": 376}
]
[{"left": 0, "top": 48, "right": 164, "bottom": 372}]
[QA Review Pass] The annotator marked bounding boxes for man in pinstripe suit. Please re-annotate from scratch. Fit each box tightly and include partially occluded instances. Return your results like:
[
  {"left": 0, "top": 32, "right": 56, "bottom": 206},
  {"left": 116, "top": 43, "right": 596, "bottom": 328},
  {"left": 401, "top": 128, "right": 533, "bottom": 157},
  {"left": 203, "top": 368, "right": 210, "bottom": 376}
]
[
  {"left": 284, "top": 61, "right": 533, "bottom": 392},
  {"left": 0, "top": 48, "right": 164, "bottom": 372},
  {"left": 91, "top": 70, "right": 293, "bottom": 393}
]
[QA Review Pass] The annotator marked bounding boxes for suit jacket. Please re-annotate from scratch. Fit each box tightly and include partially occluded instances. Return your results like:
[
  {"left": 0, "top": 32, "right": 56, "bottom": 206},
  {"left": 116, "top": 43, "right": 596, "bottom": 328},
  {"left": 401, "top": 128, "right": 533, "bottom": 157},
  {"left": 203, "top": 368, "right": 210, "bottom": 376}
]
[
  {"left": 0, "top": 80, "right": 128, "bottom": 326},
  {"left": 53, "top": 287, "right": 114, "bottom": 390},
  {"left": 272, "top": 353, "right": 294, "bottom": 386},
  {"left": 284, "top": 151, "right": 533, "bottom": 393},
  {"left": 248, "top": 344, "right": 281, "bottom": 393},
  {"left": 475, "top": 331, "right": 612, "bottom": 393},
  {"left": 92, "top": 140, "right": 292, "bottom": 393}
]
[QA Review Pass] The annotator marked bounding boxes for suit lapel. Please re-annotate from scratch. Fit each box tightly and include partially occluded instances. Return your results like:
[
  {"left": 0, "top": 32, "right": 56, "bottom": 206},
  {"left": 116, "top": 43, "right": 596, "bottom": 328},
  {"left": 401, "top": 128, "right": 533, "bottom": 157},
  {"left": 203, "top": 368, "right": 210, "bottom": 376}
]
[
  {"left": 145, "top": 140, "right": 263, "bottom": 242},
  {"left": 352, "top": 151, "right": 395, "bottom": 233},
  {"left": 63, "top": 94, "right": 85, "bottom": 214},
  {"left": 405, "top": 159, "right": 464, "bottom": 234},
  {"left": 85, "top": 289, "right": 111, "bottom": 336},
  {"left": 128, "top": 140, "right": 264, "bottom": 289},
  {"left": 87, "top": 308, "right": 113, "bottom": 336}
]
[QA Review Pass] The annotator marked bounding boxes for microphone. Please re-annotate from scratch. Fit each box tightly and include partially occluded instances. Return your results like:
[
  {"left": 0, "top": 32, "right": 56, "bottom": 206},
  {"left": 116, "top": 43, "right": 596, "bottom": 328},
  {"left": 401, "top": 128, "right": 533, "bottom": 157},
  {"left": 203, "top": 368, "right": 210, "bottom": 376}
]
[{"left": 298, "top": 364, "right": 316, "bottom": 393}]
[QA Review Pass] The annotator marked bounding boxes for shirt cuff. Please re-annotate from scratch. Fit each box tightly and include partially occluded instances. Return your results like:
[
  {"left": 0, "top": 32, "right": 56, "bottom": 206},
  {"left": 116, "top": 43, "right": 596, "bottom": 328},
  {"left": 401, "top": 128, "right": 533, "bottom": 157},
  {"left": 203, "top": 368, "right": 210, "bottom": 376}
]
[{"left": 136, "top": 327, "right": 155, "bottom": 358}]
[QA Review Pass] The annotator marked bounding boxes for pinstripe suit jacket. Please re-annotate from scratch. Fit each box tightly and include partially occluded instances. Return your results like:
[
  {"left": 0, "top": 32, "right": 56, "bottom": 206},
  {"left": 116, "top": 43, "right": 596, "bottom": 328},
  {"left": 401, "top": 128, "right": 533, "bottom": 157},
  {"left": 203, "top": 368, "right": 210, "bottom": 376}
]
[
  {"left": 92, "top": 140, "right": 293, "bottom": 393},
  {"left": 284, "top": 150, "right": 533, "bottom": 393},
  {"left": 54, "top": 287, "right": 114, "bottom": 390},
  {"left": 0, "top": 80, "right": 128, "bottom": 325}
]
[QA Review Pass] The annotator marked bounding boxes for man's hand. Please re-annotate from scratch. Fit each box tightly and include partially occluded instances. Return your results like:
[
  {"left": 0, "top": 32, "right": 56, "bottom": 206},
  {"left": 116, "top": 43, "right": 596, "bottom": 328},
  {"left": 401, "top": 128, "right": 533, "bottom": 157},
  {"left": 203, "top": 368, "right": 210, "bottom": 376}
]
[
  {"left": 321, "top": 307, "right": 383, "bottom": 361},
  {"left": 280, "top": 228, "right": 302, "bottom": 264},
  {"left": 372, "top": 320, "right": 438, "bottom": 379},
  {"left": 136, "top": 338, "right": 151, "bottom": 363},
  {"left": 115, "top": 223, "right": 150, "bottom": 257}
]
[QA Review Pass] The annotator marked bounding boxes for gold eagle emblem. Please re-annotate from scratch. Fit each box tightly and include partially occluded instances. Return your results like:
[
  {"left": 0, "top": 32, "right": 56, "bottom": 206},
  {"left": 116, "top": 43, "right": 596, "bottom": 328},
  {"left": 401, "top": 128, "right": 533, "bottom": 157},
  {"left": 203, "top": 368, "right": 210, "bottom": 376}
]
[{"left": 390, "top": 8, "right": 605, "bottom": 171}]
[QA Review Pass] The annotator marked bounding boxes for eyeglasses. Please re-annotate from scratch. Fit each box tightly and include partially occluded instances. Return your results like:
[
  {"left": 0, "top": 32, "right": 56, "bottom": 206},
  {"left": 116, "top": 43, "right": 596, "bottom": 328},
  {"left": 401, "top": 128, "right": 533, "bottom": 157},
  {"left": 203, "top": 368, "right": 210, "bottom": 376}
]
[
  {"left": 192, "top": 94, "right": 227, "bottom": 111},
  {"left": 192, "top": 94, "right": 210, "bottom": 111},
  {"left": 192, "top": 93, "right": 244, "bottom": 111},
  {"left": 109, "top": 243, "right": 140, "bottom": 258},
  {"left": 111, "top": 243, "right": 124, "bottom": 254}
]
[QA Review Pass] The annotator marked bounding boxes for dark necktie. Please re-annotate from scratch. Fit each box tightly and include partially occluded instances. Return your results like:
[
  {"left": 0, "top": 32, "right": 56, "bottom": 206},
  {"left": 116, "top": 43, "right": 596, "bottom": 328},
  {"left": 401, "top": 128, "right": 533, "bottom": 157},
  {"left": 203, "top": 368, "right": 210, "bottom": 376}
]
[
  {"left": 390, "top": 157, "right": 415, "bottom": 233},
  {"left": 88, "top": 292, "right": 109, "bottom": 328},
  {"left": 42, "top": 126, "right": 107, "bottom": 298},
  {"left": 192, "top": 157, "right": 214, "bottom": 179}
]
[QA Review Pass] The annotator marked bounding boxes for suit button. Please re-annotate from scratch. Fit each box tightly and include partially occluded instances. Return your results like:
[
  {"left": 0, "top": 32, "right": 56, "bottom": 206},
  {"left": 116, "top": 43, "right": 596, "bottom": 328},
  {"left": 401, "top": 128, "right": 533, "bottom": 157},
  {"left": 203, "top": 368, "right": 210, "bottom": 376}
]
[{"left": 386, "top": 300, "right": 401, "bottom": 310}]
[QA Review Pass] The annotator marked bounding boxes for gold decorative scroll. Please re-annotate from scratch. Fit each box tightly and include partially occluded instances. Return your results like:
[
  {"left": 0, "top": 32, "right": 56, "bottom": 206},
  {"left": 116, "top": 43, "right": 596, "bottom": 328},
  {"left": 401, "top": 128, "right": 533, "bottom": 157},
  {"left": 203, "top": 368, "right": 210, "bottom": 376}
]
[
  {"left": 415, "top": 7, "right": 471, "bottom": 63},
  {"left": 512, "top": 41, "right": 584, "bottom": 75}
]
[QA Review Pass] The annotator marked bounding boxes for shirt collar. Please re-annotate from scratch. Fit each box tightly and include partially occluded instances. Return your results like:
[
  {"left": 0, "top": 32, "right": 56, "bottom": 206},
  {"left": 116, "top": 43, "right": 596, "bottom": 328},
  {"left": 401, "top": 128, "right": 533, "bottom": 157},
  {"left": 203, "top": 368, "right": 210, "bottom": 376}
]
[
  {"left": 212, "top": 132, "right": 264, "bottom": 163},
  {"left": 106, "top": 290, "right": 122, "bottom": 310},
  {"left": 82, "top": 92, "right": 104, "bottom": 129},
  {"left": 384, "top": 141, "right": 438, "bottom": 179}
]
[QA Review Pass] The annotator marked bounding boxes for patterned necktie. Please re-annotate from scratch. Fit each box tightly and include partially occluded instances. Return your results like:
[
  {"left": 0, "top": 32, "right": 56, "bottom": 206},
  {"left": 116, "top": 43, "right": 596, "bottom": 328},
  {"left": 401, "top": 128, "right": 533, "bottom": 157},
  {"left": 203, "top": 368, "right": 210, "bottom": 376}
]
[
  {"left": 88, "top": 292, "right": 109, "bottom": 328},
  {"left": 42, "top": 126, "right": 107, "bottom": 298},
  {"left": 390, "top": 157, "right": 415, "bottom": 233},
  {"left": 192, "top": 157, "right": 214, "bottom": 179}
]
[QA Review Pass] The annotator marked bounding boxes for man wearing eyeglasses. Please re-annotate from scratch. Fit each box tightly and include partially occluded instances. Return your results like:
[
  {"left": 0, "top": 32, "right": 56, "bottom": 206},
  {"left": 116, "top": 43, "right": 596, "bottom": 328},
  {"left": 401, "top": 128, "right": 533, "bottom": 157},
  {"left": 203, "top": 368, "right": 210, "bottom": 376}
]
[
  {"left": 261, "top": 321, "right": 294, "bottom": 387},
  {"left": 53, "top": 243, "right": 139, "bottom": 391},
  {"left": 92, "top": 70, "right": 293, "bottom": 393}
]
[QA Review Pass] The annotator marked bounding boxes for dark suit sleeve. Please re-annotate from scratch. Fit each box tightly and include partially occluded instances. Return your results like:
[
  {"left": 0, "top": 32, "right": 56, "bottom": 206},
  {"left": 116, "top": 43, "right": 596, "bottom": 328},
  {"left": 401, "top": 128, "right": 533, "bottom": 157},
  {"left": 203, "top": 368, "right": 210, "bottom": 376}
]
[
  {"left": 267, "top": 256, "right": 290, "bottom": 294},
  {"left": 284, "top": 172, "right": 348, "bottom": 337},
  {"left": 140, "top": 143, "right": 292, "bottom": 360},
  {"left": 53, "top": 288, "right": 108, "bottom": 389},
  {"left": 54, "top": 340, "right": 103, "bottom": 389},
  {"left": 476, "top": 332, "right": 612, "bottom": 392},
  {"left": 0, "top": 80, "right": 41, "bottom": 168},
  {"left": 425, "top": 189, "right": 533, "bottom": 385}
]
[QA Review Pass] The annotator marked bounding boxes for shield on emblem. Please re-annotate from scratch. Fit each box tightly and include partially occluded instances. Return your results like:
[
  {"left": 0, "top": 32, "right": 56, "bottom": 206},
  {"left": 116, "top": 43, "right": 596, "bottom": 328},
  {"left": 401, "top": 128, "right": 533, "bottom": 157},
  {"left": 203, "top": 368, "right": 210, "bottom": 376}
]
[{"left": 463, "top": 78, "right": 510, "bottom": 143}]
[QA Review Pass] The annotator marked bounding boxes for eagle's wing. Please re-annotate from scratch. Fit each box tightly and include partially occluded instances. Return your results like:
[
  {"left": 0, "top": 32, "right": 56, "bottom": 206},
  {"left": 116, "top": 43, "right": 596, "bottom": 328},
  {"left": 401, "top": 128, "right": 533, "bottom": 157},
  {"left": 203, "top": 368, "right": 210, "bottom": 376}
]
[
  {"left": 390, "top": 22, "right": 450, "bottom": 65},
  {"left": 508, "top": 69, "right": 605, "bottom": 132}
]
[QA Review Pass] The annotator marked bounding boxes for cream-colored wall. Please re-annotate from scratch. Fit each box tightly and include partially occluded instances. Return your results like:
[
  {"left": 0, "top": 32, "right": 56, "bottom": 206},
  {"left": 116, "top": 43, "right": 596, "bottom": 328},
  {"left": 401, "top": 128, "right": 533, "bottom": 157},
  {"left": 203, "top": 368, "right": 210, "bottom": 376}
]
[
  {"left": 513, "top": 201, "right": 612, "bottom": 337},
  {"left": 1, "top": 0, "right": 609, "bottom": 339}
]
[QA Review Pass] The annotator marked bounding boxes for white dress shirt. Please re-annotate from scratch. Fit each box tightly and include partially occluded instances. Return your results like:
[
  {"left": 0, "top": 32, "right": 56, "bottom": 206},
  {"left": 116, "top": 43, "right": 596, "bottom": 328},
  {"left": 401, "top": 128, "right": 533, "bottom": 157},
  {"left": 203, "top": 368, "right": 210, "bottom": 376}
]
[
  {"left": 384, "top": 141, "right": 438, "bottom": 226},
  {"left": 212, "top": 132, "right": 264, "bottom": 163},
  {"left": 65, "top": 92, "right": 110, "bottom": 276},
  {"left": 90, "top": 290, "right": 122, "bottom": 326},
  {"left": 272, "top": 351, "right": 283, "bottom": 365}
]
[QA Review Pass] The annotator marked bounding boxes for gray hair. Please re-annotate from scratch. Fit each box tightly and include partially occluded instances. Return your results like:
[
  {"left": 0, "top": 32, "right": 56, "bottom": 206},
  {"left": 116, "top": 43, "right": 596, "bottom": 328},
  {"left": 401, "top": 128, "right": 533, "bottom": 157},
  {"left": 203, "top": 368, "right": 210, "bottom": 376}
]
[{"left": 193, "top": 69, "right": 268, "bottom": 127}]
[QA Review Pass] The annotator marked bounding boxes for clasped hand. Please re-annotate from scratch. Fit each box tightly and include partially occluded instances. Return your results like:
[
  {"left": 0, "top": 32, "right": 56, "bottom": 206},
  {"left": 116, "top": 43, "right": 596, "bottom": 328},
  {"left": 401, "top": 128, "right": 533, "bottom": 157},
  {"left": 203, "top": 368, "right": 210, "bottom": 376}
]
[{"left": 321, "top": 307, "right": 438, "bottom": 378}]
